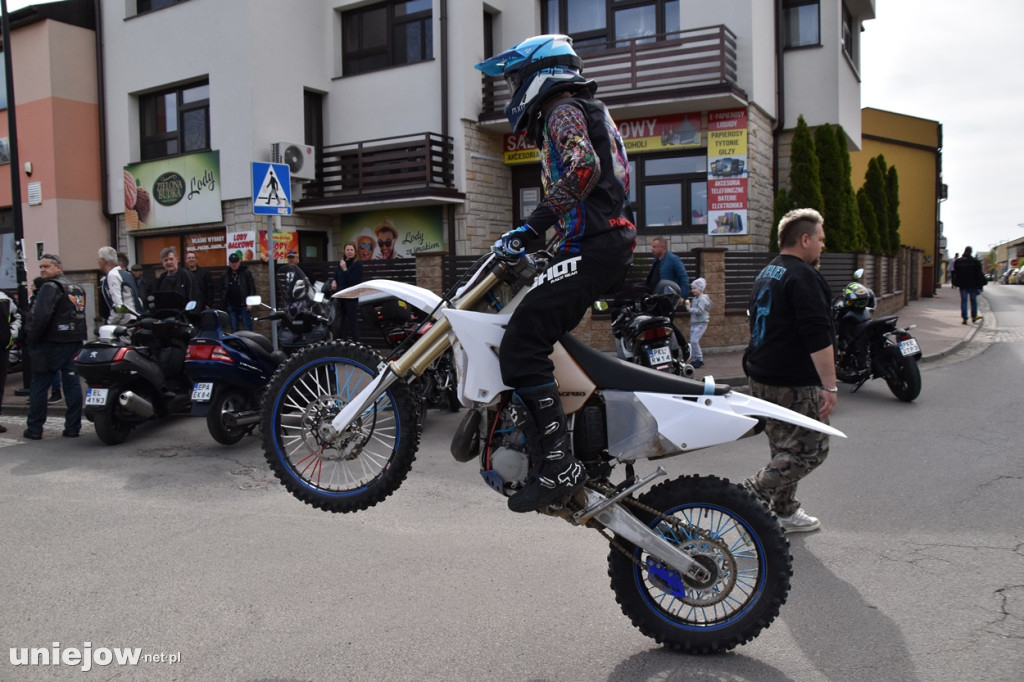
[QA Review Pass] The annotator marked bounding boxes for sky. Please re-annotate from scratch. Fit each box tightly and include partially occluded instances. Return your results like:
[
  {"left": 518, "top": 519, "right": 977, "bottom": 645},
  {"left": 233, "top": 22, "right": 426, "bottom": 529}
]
[
  {"left": 5, "top": 0, "right": 1023, "bottom": 253},
  {"left": 860, "top": 0, "right": 1024, "bottom": 254}
]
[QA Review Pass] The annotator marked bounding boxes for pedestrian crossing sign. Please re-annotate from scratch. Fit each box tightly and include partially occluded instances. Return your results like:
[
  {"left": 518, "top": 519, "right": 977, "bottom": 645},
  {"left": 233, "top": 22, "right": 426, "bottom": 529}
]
[{"left": 252, "top": 162, "right": 292, "bottom": 216}]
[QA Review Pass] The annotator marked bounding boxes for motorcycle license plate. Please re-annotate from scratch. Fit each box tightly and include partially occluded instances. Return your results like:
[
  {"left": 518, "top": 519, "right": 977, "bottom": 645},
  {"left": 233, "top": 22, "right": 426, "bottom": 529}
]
[
  {"left": 85, "top": 388, "right": 108, "bottom": 406},
  {"left": 191, "top": 382, "right": 214, "bottom": 402},
  {"left": 898, "top": 338, "right": 920, "bottom": 356},
  {"left": 647, "top": 346, "right": 672, "bottom": 365}
]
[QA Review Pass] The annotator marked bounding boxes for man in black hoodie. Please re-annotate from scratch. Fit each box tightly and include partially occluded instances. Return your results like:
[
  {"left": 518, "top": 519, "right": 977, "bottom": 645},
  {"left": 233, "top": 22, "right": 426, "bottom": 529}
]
[{"left": 951, "top": 246, "right": 986, "bottom": 324}]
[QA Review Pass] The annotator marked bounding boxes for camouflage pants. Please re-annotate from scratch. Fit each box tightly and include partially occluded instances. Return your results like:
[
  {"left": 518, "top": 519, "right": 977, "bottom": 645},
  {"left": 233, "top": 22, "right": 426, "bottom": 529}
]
[{"left": 745, "top": 380, "right": 830, "bottom": 517}]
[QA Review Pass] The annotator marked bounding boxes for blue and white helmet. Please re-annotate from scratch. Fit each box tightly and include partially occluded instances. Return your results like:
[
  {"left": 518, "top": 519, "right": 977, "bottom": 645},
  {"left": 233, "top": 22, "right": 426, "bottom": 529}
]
[{"left": 475, "top": 34, "right": 592, "bottom": 136}]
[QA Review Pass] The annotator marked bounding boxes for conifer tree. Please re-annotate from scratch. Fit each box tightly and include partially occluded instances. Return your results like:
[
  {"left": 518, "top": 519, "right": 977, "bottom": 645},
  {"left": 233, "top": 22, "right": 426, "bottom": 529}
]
[
  {"left": 815, "top": 123, "right": 847, "bottom": 251},
  {"left": 770, "top": 188, "right": 791, "bottom": 252},
  {"left": 863, "top": 156, "right": 890, "bottom": 254},
  {"left": 886, "top": 165, "right": 901, "bottom": 255},
  {"left": 787, "top": 116, "right": 824, "bottom": 213},
  {"left": 857, "top": 187, "right": 881, "bottom": 254},
  {"left": 835, "top": 125, "right": 867, "bottom": 252}
]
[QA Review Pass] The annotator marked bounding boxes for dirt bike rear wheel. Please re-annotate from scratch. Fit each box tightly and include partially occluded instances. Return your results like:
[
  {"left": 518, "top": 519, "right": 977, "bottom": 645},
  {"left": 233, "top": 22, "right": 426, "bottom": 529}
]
[
  {"left": 262, "top": 341, "right": 420, "bottom": 513},
  {"left": 607, "top": 474, "right": 791, "bottom": 653}
]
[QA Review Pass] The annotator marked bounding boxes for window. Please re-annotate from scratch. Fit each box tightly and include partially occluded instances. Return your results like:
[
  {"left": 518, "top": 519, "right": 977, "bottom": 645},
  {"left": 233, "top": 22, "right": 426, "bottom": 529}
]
[
  {"left": 783, "top": 0, "right": 820, "bottom": 48},
  {"left": 842, "top": 4, "right": 858, "bottom": 64},
  {"left": 342, "top": 0, "right": 433, "bottom": 77},
  {"left": 137, "top": 0, "right": 189, "bottom": 14},
  {"left": 139, "top": 81, "right": 210, "bottom": 161},
  {"left": 632, "top": 152, "right": 707, "bottom": 232},
  {"left": 541, "top": 0, "right": 680, "bottom": 48}
]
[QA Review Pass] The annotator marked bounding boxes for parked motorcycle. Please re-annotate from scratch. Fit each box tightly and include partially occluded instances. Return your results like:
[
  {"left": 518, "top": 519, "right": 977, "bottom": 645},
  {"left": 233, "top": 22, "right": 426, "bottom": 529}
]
[
  {"left": 259, "top": 250, "right": 846, "bottom": 653},
  {"left": 359, "top": 290, "right": 460, "bottom": 425},
  {"left": 75, "top": 292, "right": 195, "bottom": 445},
  {"left": 274, "top": 265, "right": 333, "bottom": 353},
  {"left": 185, "top": 303, "right": 287, "bottom": 445},
  {"left": 833, "top": 269, "right": 922, "bottom": 402},
  {"left": 605, "top": 280, "right": 693, "bottom": 376}
]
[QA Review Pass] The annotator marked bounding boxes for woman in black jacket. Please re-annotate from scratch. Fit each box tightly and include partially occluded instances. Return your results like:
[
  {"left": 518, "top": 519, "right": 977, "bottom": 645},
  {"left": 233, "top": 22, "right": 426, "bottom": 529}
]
[{"left": 331, "top": 242, "right": 363, "bottom": 340}]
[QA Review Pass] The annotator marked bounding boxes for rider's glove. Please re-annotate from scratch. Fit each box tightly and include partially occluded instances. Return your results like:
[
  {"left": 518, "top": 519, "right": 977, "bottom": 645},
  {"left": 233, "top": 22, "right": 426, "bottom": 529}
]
[{"left": 492, "top": 225, "right": 537, "bottom": 262}]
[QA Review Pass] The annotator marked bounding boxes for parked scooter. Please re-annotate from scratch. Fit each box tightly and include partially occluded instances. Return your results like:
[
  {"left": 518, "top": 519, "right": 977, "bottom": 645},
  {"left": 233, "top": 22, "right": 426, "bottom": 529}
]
[
  {"left": 603, "top": 280, "right": 693, "bottom": 376},
  {"left": 833, "top": 269, "right": 922, "bottom": 402},
  {"left": 185, "top": 300, "right": 287, "bottom": 445},
  {"left": 358, "top": 291, "right": 460, "bottom": 425},
  {"left": 75, "top": 292, "right": 195, "bottom": 444}
]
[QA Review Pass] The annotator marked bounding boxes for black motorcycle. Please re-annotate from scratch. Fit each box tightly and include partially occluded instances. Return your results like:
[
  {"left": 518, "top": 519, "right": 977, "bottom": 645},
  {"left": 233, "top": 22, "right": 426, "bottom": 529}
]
[
  {"left": 833, "top": 270, "right": 922, "bottom": 402},
  {"left": 604, "top": 281, "right": 692, "bottom": 377},
  {"left": 270, "top": 265, "right": 333, "bottom": 353},
  {"left": 359, "top": 291, "right": 460, "bottom": 426},
  {"left": 75, "top": 292, "right": 195, "bottom": 444}
]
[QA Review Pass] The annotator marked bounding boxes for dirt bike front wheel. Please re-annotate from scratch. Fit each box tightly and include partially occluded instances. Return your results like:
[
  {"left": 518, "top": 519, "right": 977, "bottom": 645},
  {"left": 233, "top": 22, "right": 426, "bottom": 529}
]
[
  {"left": 261, "top": 341, "right": 420, "bottom": 513},
  {"left": 607, "top": 474, "right": 792, "bottom": 653}
]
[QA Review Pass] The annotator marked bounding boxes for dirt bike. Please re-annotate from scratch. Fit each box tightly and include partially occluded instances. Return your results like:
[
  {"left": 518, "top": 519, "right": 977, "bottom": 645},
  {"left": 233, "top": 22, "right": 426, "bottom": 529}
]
[
  {"left": 259, "top": 251, "right": 845, "bottom": 653},
  {"left": 833, "top": 269, "right": 922, "bottom": 402}
]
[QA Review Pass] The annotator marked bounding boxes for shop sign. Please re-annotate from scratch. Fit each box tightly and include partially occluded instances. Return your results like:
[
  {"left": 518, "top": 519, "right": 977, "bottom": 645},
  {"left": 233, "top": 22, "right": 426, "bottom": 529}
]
[
  {"left": 124, "top": 151, "right": 222, "bottom": 229},
  {"left": 339, "top": 206, "right": 444, "bottom": 260},
  {"left": 707, "top": 109, "right": 749, "bottom": 236},
  {"left": 502, "top": 113, "right": 702, "bottom": 164}
]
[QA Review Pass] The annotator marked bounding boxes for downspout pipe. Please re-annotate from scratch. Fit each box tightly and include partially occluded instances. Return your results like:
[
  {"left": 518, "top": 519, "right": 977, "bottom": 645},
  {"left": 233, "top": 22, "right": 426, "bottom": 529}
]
[
  {"left": 94, "top": 0, "right": 116, "bottom": 249},
  {"left": 772, "top": 0, "right": 785, "bottom": 198},
  {"left": 440, "top": 0, "right": 456, "bottom": 274}
]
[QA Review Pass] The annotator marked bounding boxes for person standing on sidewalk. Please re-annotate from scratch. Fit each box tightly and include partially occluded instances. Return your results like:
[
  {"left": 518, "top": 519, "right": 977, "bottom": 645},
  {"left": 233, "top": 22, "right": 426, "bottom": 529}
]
[
  {"left": 743, "top": 208, "right": 836, "bottom": 533},
  {"left": 0, "top": 289, "right": 22, "bottom": 433},
  {"left": 331, "top": 242, "right": 363, "bottom": 340},
  {"left": 951, "top": 246, "right": 986, "bottom": 324},
  {"left": 686, "top": 277, "right": 712, "bottom": 369},
  {"left": 646, "top": 237, "right": 689, "bottom": 296},
  {"left": 23, "top": 254, "right": 87, "bottom": 440}
]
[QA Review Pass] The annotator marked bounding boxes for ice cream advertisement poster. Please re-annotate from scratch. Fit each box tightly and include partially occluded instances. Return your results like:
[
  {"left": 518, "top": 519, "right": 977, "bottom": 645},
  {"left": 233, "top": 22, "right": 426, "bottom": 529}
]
[
  {"left": 258, "top": 230, "right": 299, "bottom": 262},
  {"left": 339, "top": 207, "right": 444, "bottom": 260},
  {"left": 225, "top": 230, "right": 257, "bottom": 264},
  {"left": 123, "top": 151, "right": 223, "bottom": 229}
]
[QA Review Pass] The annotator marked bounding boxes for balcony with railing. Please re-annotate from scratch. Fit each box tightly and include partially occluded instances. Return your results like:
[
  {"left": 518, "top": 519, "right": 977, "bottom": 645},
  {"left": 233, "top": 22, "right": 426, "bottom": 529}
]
[
  {"left": 297, "top": 132, "right": 462, "bottom": 209},
  {"left": 480, "top": 26, "right": 742, "bottom": 124}
]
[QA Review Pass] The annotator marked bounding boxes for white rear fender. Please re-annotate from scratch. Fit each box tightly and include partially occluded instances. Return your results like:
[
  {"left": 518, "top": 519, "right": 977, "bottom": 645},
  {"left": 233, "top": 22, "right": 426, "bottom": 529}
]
[
  {"left": 633, "top": 388, "right": 845, "bottom": 454},
  {"left": 333, "top": 279, "right": 444, "bottom": 316},
  {"left": 722, "top": 390, "right": 847, "bottom": 438}
]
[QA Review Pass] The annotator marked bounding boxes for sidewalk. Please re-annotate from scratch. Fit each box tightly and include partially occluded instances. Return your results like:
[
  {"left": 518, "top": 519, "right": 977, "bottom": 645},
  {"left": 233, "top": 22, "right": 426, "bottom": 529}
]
[{"left": 2, "top": 287, "right": 985, "bottom": 418}]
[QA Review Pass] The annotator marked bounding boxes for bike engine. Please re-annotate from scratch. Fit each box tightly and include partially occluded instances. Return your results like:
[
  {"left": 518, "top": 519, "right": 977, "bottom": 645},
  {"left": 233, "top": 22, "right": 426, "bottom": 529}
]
[{"left": 479, "top": 406, "right": 530, "bottom": 496}]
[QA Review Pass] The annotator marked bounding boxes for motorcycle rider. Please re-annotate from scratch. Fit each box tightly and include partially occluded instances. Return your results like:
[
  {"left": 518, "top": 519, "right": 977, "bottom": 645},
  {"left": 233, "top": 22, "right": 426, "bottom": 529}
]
[
  {"left": 475, "top": 35, "right": 636, "bottom": 513},
  {"left": 97, "top": 246, "right": 143, "bottom": 324}
]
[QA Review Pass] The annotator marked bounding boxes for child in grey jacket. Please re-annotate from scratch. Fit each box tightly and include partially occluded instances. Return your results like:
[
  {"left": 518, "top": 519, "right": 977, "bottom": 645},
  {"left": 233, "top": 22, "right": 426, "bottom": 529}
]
[{"left": 686, "top": 277, "right": 712, "bottom": 368}]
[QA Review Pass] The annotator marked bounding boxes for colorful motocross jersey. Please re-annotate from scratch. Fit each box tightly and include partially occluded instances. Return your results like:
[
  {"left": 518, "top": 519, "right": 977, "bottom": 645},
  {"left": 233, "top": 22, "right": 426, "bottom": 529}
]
[{"left": 527, "top": 94, "right": 635, "bottom": 264}]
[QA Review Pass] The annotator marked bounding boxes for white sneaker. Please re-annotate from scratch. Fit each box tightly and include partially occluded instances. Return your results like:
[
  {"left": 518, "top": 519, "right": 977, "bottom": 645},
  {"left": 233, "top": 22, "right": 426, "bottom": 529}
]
[{"left": 777, "top": 508, "right": 820, "bottom": 533}]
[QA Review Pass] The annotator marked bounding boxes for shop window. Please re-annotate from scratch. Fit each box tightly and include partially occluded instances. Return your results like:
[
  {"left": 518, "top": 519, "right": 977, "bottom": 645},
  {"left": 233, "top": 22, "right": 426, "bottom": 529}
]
[
  {"left": 783, "top": 0, "right": 820, "bottom": 48},
  {"left": 342, "top": 0, "right": 433, "bottom": 77},
  {"left": 139, "top": 81, "right": 210, "bottom": 161},
  {"left": 633, "top": 152, "right": 707, "bottom": 233}
]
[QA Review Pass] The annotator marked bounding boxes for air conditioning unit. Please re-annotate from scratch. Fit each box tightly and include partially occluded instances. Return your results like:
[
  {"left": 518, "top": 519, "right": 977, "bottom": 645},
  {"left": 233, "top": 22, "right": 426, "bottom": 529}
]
[{"left": 271, "top": 141, "right": 317, "bottom": 181}]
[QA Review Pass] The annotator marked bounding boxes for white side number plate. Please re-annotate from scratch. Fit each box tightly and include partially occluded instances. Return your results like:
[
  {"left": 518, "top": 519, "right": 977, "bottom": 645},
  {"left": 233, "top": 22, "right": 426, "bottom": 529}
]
[
  {"left": 191, "top": 382, "right": 214, "bottom": 402},
  {"left": 898, "top": 338, "right": 920, "bottom": 356},
  {"left": 85, "top": 388, "right": 108, "bottom": 406},
  {"left": 648, "top": 346, "right": 672, "bottom": 365}
]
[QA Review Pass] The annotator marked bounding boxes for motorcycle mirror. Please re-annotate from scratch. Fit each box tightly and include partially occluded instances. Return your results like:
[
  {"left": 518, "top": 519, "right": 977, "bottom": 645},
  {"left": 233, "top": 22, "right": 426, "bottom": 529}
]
[
  {"left": 853, "top": 268, "right": 864, "bottom": 280},
  {"left": 185, "top": 300, "right": 197, "bottom": 311},
  {"left": 592, "top": 301, "right": 609, "bottom": 312},
  {"left": 313, "top": 292, "right": 325, "bottom": 303},
  {"left": 246, "top": 295, "right": 262, "bottom": 306}
]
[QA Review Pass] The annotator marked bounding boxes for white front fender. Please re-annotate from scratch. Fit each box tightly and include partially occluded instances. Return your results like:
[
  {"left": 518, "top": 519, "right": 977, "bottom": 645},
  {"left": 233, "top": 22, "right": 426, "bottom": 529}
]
[{"left": 332, "top": 279, "right": 445, "bottom": 316}]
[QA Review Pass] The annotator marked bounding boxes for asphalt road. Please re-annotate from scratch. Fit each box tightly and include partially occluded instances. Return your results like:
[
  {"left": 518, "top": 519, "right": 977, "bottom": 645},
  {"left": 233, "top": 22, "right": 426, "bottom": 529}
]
[{"left": 1, "top": 285, "right": 1022, "bottom": 681}]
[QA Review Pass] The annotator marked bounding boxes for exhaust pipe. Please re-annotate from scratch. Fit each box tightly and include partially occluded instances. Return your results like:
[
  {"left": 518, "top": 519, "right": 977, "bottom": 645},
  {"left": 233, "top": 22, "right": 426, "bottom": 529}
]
[
  {"left": 119, "top": 390, "right": 154, "bottom": 418},
  {"left": 222, "top": 410, "right": 260, "bottom": 429},
  {"left": 680, "top": 363, "right": 696, "bottom": 378}
]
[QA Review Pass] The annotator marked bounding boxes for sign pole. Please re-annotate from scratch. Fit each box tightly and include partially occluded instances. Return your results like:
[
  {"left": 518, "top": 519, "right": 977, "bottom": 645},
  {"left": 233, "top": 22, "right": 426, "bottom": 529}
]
[{"left": 266, "top": 214, "right": 278, "bottom": 349}]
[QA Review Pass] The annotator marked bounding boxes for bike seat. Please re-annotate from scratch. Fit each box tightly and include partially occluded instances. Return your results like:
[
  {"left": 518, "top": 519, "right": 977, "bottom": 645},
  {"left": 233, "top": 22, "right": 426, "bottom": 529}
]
[
  {"left": 560, "top": 334, "right": 731, "bottom": 396},
  {"left": 235, "top": 330, "right": 274, "bottom": 353}
]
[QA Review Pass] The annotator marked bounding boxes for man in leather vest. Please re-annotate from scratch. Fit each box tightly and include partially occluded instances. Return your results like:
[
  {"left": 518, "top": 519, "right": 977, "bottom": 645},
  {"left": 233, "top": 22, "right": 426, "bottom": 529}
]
[{"left": 23, "top": 254, "right": 87, "bottom": 440}]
